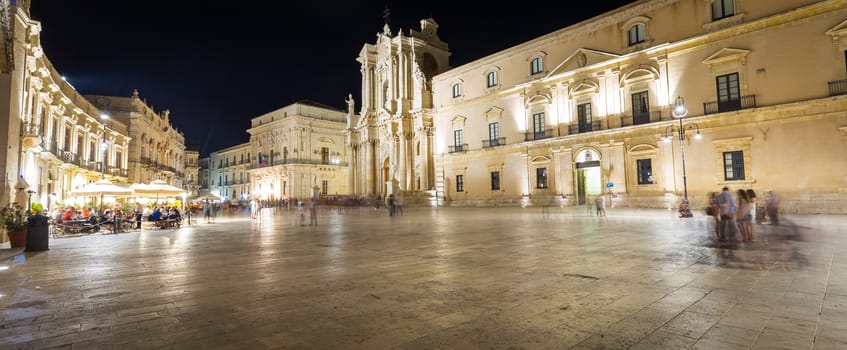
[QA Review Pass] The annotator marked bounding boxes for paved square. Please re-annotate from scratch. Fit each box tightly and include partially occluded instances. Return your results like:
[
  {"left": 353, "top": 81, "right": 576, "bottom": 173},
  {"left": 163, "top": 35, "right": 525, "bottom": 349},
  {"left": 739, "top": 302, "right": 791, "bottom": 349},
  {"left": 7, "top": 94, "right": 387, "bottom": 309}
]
[{"left": 1, "top": 207, "right": 845, "bottom": 349}]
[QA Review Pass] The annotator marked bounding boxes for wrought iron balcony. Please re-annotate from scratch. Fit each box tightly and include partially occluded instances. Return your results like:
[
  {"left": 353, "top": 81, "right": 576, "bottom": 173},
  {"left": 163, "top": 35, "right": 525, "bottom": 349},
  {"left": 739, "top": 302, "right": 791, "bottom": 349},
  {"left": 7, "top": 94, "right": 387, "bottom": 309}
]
[
  {"left": 568, "top": 120, "right": 602, "bottom": 135},
  {"left": 247, "top": 158, "right": 349, "bottom": 169},
  {"left": 829, "top": 79, "right": 847, "bottom": 96},
  {"left": 482, "top": 137, "right": 506, "bottom": 148},
  {"left": 524, "top": 129, "right": 555, "bottom": 142},
  {"left": 21, "top": 122, "right": 41, "bottom": 136},
  {"left": 622, "top": 110, "right": 662, "bottom": 127},
  {"left": 703, "top": 95, "right": 756, "bottom": 115},
  {"left": 107, "top": 166, "right": 128, "bottom": 177},
  {"left": 58, "top": 150, "right": 76, "bottom": 164},
  {"left": 448, "top": 144, "right": 468, "bottom": 153}
]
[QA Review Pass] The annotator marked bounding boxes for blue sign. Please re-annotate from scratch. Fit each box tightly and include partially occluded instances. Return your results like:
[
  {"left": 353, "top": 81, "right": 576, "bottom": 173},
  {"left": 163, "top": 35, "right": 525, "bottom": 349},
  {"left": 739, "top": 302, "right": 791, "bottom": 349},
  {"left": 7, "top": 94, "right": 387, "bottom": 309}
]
[{"left": 606, "top": 182, "right": 614, "bottom": 188}]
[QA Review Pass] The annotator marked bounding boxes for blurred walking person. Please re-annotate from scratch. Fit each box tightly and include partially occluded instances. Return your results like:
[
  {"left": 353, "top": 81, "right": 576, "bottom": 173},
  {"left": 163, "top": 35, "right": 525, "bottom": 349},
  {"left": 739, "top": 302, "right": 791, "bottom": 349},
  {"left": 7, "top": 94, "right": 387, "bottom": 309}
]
[
  {"left": 736, "top": 189, "right": 752, "bottom": 242},
  {"left": 766, "top": 190, "right": 780, "bottom": 225},
  {"left": 706, "top": 192, "right": 721, "bottom": 240},
  {"left": 309, "top": 197, "right": 318, "bottom": 226},
  {"left": 716, "top": 187, "right": 738, "bottom": 245},
  {"left": 746, "top": 189, "right": 758, "bottom": 240}
]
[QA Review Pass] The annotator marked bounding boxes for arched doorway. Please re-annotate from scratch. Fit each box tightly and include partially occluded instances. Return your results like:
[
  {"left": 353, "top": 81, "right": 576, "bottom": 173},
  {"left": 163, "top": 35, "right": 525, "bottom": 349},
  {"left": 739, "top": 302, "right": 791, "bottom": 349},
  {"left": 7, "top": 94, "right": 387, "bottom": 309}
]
[{"left": 575, "top": 149, "right": 602, "bottom": 205}]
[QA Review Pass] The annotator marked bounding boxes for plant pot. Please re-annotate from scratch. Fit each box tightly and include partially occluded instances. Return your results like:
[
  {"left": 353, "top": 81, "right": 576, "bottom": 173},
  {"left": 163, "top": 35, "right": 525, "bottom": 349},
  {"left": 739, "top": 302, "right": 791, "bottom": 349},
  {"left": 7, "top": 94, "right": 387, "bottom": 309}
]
[{"left": 8, "top": 230, "right": 26, "bottom": 248}]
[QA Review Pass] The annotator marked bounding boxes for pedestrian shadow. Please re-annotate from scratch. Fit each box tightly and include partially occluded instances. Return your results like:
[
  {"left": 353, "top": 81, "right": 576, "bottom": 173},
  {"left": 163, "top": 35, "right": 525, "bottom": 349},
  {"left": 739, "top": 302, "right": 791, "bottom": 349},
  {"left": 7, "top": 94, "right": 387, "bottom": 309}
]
[{"left": 696, "top": 218, "right": 814, "bottom": 271}]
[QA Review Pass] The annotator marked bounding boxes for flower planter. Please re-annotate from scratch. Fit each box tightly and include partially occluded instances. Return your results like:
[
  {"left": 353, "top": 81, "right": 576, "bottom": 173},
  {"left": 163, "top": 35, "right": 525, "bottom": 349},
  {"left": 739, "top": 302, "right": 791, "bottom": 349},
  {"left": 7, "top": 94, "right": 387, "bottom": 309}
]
[{"left": 8, "top": 230, "right": 26, "bottom": 248}]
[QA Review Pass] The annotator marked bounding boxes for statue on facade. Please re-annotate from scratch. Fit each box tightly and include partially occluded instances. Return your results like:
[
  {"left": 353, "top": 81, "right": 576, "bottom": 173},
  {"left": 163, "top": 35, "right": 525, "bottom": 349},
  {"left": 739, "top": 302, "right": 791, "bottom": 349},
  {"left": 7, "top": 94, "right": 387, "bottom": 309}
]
[{"left": 345, "top": 93, "right": 355, "bottom": 115}]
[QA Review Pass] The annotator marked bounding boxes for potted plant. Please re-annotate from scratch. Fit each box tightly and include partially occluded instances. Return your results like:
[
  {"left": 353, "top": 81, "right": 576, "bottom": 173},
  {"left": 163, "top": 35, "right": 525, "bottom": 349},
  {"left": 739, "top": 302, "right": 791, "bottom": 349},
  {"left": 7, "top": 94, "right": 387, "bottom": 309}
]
[{"left": 2, "top": 203, "right": 28, "bottom": 248}]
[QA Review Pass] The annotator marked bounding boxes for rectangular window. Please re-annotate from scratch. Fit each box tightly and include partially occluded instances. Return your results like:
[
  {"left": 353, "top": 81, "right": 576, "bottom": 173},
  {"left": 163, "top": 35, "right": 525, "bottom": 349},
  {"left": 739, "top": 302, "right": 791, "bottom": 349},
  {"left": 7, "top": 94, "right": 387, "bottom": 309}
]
[
  {"left": 487, "top": 71, "right": 497, "bottom": 88},
  {"left": 636, "top": 159, "right": 653, "bottom": 184},
  {"left": 577, "top": 103, "right": 593, "bottom": 132},
  {"left": 456, "top": 175, "right": 464, "bottom": 192},
  {"left": 490, "top": 171, "right": 500, "bottom": 190},
  {"left": 453, "top": 129, "right": 464, "bottom": 152},
  {"left": 452, "top": 83, "right": 461, "bottom": 98},
  {"left": 530, "top": 57, "right": 543, "bottom": 75},
  {"left": 89, "top": 140, "right": 96, "bottom": 161},
  {"left": 631, "top": 91, "right": 650, "bottom": 125},
  {"left": 533, "top": 113, "right": 545, "bottom": 133},
  {"left": 716, "top": 72, "right": 741, "bottom": 112},
  {"left": 488, "top": 122, "right": 499, "bottom": 146},
  {"left": 321, "top": 147, "right": 330, "bottom": 164},
  {"left": 711, "top": 0, "right": 734, "bottom": 21},
  {"left": 322, "top": 180, "right": 328, "bottom": 195},
  {"left": 723, "top": 151, "right": 745, "bottom": 181},
  {"left": 536, "top": 168, "right": 548, "bottom": 189},
  {"left": 115, "top": 151, "right": 122, "bottom": 168}
]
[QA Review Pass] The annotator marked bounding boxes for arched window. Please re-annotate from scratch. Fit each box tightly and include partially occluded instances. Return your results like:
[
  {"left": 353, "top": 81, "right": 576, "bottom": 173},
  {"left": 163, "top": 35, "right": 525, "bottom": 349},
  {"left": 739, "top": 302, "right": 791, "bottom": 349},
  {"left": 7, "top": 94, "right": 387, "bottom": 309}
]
[
  {"left": 530, "top": 57, "right": 543, "bottom": 75},
  {"left": 452, "top": 83, "right": 461, "bottom": 98},
  {"left": 486, "top": 71, "right": 498, "bottom": 88},
  {"left": 628, "top": 23, "right": 646, "bottom": 45}
]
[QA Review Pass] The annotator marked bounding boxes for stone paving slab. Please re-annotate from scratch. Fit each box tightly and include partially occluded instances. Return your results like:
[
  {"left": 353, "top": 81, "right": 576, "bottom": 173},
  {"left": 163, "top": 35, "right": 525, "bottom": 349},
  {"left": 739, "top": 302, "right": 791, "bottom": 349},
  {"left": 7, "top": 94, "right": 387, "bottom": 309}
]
[{"left": 0, "top": 206, "right": 845, "bottom": 349}]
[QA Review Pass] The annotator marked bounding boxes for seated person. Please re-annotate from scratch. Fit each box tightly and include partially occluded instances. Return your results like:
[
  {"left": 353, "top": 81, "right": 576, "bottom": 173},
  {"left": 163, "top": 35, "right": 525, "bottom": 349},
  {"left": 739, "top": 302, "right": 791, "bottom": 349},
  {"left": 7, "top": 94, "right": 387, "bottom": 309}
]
[
  {"left": 168, "top": 208, "right": 182, "bottom": 220},
  {"left": 101, "top": 210, "right": 114, "bottom": 224},
  {"left": 150, "top": 207, "right": 163, "bottom": 222},
  {"left": 62, "top": 207, "right": 75, "bottom": 222}
]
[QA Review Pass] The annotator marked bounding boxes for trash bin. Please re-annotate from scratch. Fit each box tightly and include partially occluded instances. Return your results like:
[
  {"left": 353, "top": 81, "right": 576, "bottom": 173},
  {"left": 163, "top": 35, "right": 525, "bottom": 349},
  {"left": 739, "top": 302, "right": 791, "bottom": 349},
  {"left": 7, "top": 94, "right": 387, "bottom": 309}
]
[{"left": 26, "top": 214, "right": 49, "bottom": 251}]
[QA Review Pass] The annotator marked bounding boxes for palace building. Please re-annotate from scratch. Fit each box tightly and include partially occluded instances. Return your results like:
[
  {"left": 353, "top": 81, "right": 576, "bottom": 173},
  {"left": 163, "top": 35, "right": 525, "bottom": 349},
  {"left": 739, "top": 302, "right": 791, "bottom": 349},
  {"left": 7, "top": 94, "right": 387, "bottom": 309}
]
[
  {"left": 248, "top": 101, "right": 349, "bottom": 201},
  {"left": 420, "top": 0, "right": 847, "bottom": 212},
  {"left": 0, "top": 1, "right": 131, "bottom": 215}
]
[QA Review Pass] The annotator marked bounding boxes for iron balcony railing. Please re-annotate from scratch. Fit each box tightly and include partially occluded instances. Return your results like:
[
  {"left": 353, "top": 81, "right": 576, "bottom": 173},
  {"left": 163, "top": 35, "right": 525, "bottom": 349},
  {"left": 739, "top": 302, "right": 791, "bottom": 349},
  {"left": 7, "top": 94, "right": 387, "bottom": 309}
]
[
  {"left": 829, "top": 79, "right": 847, "bottom": 96},
  {"left": 107, "top": 166, "right": 129, "bottom": 177},
  {"left": 703, "top": 95, "right": 756, "bottom": 115},
  {"left": 524, "top": 128, "right": 555, "bottom": 142},
  {"left": 248, "top": 158, "right": 349, "bottom": 169},
  {"left": 58, "top": 150, "right": 76, "bottom": 163},
  {"left": 622, "top": 110, "right": 662, "bottom": 127},
  {"left": 21, "top": 122, "right": 41, "bottom": 136},
  {"left": 568, "top": 120, "right": 602, "bottom": 135},
  {"left": 448, "top": 144, "right": 468, "bottom": 153},
  {"left": 482, "top": 137, "right": 506, "bottom": 148}
]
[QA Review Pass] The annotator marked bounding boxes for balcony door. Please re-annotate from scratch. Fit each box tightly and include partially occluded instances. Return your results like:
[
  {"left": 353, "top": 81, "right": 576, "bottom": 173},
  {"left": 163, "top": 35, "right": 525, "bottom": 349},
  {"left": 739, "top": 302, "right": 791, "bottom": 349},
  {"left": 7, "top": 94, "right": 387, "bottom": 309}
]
[
  {"left": 716, "top": 73, "right": 741, "bottom": 112},
  {"left": 631, "top": 91, "right": 650, "bottom": 125}
]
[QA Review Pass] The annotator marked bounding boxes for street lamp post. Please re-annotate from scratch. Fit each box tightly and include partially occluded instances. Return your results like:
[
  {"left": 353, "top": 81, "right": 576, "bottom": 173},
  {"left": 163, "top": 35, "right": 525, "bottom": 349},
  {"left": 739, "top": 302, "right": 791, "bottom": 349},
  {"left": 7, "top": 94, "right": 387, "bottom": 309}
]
[
  {"left": 663, "top": 96, "right": 701, "bottom": 206},
  {"left": 100, "top": 114, "right": 110, "bottom": 179}
]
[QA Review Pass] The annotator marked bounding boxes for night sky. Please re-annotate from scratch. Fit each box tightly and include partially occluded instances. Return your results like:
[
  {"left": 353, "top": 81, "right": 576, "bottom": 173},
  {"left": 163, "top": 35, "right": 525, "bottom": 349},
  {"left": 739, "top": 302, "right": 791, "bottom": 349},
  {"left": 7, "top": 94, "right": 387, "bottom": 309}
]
[{"left": 29, "top": 1, "right": 634, "bottom": 157}]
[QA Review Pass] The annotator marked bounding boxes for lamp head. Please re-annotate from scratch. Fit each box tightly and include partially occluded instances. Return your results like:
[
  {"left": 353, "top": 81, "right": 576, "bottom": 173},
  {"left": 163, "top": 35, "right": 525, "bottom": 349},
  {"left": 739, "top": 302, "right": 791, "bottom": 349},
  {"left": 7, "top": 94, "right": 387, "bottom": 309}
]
[
  {"left": 672, "top": 96, "right": 688, "bottom": 118},
  {"left": 100, "top": 113, "right": 110, "bottom": 120}
]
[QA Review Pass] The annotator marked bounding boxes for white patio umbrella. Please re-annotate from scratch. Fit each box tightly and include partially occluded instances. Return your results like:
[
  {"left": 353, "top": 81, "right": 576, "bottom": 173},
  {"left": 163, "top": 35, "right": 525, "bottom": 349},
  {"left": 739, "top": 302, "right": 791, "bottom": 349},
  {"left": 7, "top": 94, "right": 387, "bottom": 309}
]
[
  {"left": 191, "top": 193, "right": 221, "bottom": 202},
  {"left": 131, "top": 179, "right": 186, "bottom": 203},
  {"left": 69, "top": 179, "right": 133, "bottom": 197},
  {"left": 69, "top": 179, "right": 133, "bottom": 213}
]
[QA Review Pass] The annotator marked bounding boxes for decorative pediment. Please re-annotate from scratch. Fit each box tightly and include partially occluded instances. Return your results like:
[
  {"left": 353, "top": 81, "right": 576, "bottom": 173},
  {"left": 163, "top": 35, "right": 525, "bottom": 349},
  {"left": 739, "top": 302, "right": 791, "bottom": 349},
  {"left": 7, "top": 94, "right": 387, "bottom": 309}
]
[
  {"left": 450, "top": 115, "right": 467, "bottom": 129},
  {"left": 628, "top": 143, "right": 658, "bottom": 154},
  {"left": 531, "top": 156, "right": 552, "bottom": 165},
  {"left": 570, "top": 80, "right": 600, "bottom": 96},
  {"left": 525, "top": 91, "right": 552, "bottom": 106},
  {"left": 620, "top": 65, "right": 660, "bottom": 87},
  {"left": 319, "top": 137, "right": 335, "bottom": 144},
  {"left": 485, "top": 107, "right": 503, "bottom": 121},
  {"left": 547, "top": 48, "right": 620, "bottom": 78},
  {"left": 826, "top": 19, "right": 847, "bottom": 43},
  {"left": 702, "top": 48, "right": 750, "bottom": 68}
]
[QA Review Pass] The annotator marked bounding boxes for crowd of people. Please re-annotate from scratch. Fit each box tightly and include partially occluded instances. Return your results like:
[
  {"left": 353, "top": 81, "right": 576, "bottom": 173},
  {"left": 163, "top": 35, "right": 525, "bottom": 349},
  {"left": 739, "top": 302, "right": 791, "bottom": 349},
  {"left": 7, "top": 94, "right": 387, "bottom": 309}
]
[{"left": 705, "top": 187, "right": 781, "bottom": 245}]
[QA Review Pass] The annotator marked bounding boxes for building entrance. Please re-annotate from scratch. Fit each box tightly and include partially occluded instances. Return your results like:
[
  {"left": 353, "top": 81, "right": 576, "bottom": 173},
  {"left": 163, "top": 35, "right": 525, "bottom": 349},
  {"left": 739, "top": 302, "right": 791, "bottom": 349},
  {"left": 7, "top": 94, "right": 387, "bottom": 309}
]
[{"left": 575, "top": 150, "right": 602, "bottom": 205}]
